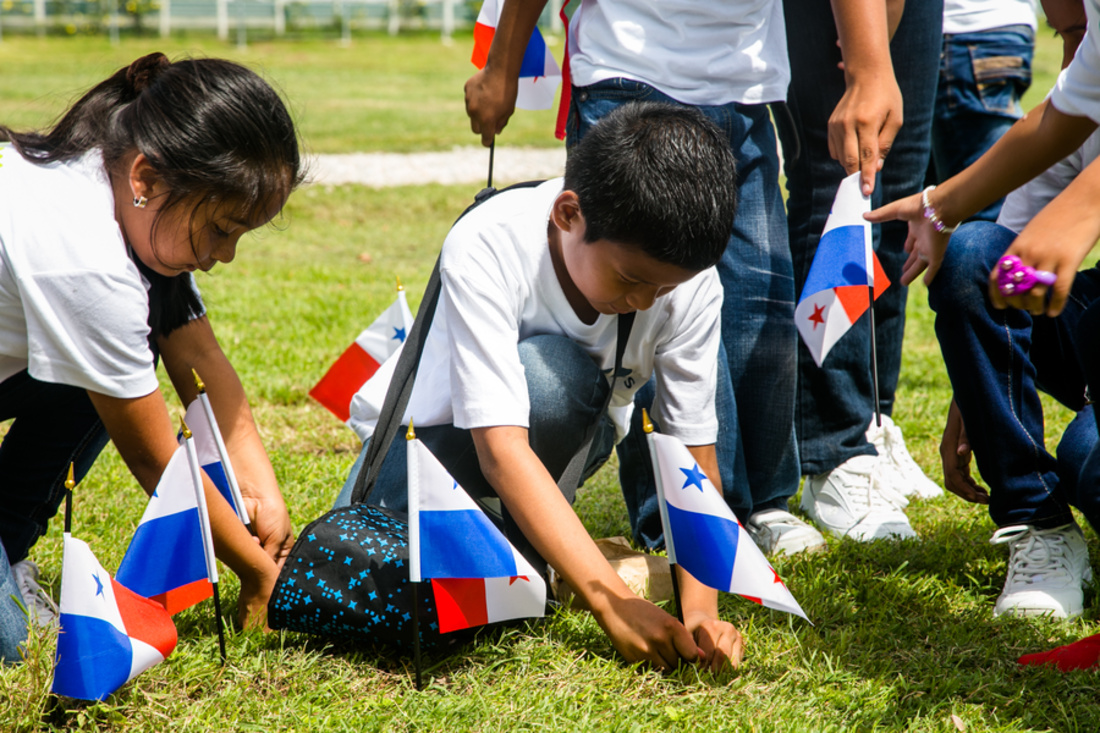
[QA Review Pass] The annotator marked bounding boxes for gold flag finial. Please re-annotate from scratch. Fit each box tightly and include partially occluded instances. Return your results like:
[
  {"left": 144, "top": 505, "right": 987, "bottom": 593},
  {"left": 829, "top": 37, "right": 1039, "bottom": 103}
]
[
  {"left": 192, "top": 368, "right": 206, "bottom": 393},
  {"left": 65, "top": 463, "right": 75, "bottom": 491},
  {"left": 642, "top": 408, "right": 654, "bottom": 434},
  {"left": 396, "top": 275, "right": 404, "bottom": 292},
  {"left": 406, "top": 419, "right": 416, "bottom": 441},
  {"left": 181, "top": 418, "right": 192, "bottom": 440}
]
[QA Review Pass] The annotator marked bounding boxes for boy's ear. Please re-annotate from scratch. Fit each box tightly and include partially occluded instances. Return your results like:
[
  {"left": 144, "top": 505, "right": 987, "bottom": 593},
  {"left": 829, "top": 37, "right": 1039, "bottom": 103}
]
[
  {"left": 128, "top": 153, "right": 164, "bottom": 202},
  {"left": 550, "top": 190, "right": 584, "bottom": 234}
]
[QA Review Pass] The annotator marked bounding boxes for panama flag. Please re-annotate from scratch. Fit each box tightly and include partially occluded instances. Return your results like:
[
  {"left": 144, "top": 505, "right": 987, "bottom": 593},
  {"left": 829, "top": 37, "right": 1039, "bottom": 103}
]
[
  {"left": 647, "top": 430, "right": 808, "bottom": 620},
  {"left": 116, "top": 446, "right": 212, "bottom": 614},
  {"left": 182, "top": 396, "right": 248, "bottom": 527},
  {"left": 795, "top": 172, "right": 890, "bottom": 367},
  {"left": 407, "top": 437, "right": 546, "bottom": 634},
  {"left": 472, "top": 0, "right": 562, "bottom": 110},
  {"left": 310, "top": 289, "right": 414, "bottom": 423},
  {"left": 51, "top": 534, "right": 177, "bottom": 701}
]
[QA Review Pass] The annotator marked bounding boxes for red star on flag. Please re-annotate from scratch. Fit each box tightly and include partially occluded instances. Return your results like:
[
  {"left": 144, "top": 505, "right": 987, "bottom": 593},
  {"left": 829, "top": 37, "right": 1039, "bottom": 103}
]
[
  {"left": 508, "top": 576, "right": 530, "bottom": 585},
  {"left": 808, "top": 303, "right": 826, "bottom": 330}
]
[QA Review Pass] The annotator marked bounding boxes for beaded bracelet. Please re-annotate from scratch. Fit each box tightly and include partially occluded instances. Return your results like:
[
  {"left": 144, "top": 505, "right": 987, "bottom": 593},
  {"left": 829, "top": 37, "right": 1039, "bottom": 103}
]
[{"left": 921, "top": 185, "right": 958, "bottom": 235}]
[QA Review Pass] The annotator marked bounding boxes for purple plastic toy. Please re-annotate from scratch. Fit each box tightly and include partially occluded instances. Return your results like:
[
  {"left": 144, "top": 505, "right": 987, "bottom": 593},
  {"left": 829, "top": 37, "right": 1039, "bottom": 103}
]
[{"left": 995, "top": 255, "right": 1057, "bottom": 297}]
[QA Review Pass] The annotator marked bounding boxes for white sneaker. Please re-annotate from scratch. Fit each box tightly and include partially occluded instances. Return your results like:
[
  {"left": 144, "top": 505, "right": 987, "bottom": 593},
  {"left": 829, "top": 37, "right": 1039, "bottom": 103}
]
[
  {"left": 990, "top": 523, "right": 1094, "bottom": 619},
  {"left": 746, "top": 509, "right": 828, "bottom": 557},
  {"left": 10, "top": 560, "right": 59, "bottom": 628},
  {"left": 800, "top": 454, "right": 918, "bottom": 541},
  {"left": 867, "top": 415, "right": 944, "bottom": 499}
]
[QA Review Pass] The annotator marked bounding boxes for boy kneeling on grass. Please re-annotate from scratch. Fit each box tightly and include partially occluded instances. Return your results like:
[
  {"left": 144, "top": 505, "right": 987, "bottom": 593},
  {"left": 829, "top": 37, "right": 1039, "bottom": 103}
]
[{"left": 339, "top": 101, "right": 742, "bottom": 671}]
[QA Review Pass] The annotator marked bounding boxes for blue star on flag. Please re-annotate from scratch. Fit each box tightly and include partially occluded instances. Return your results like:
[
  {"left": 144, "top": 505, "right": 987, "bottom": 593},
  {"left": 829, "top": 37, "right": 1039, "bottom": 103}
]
[
  {"left": 680, "top": 463, "right": 706, "bottom": 492},
  {"left": 92, "top": 572, "right": 104, "bottom": 597},
  {"left": 393, "top": 326, "right": 406, "bottom": 342}
]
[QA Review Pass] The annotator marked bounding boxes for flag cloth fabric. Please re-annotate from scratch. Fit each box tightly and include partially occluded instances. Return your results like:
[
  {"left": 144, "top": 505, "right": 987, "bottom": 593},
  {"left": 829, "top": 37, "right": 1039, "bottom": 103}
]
[
  {"left": 472, "top": 0, "right": 562, "bottom": 111},
  {"left": 52, "top": 534, "right": 177, "bottom": 701},
  {"left": 116, "top": 447, "right": 212, "bottom": 614},
  {"left": 407, "top": 437, "right": 546, "bottom": 634},
  {"left": 310, "top": 290, "right": 413, "bottom": 423},
  {"left": 647, "top": 431, "right": 809, "bottom": 620},
  {"left": 182, "top": 396, "right": 246, "bottom": 524},
  {"left": 795, "top": 172, "right": 891, "bottom": 367}
]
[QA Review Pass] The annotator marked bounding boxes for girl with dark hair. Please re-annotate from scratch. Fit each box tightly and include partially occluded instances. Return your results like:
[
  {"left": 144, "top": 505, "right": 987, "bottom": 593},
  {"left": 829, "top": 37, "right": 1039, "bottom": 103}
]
[{"left": 0, "top": 52, "right": 304, "bottom": 662}]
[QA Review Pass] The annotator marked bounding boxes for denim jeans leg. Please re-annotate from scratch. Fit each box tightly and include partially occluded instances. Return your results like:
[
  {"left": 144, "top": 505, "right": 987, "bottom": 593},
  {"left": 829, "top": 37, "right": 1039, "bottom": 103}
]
[
  {"left": 337, "top": 334, "right": 613, "bottom": 572},
  {"left": 0, "top": 539, "right": 28, "bottom": 663},
  {"left": 929, "top": 27, "right": 1034, "bottom": 223},
  {"left": 928, "top": 222, "right": 1100, "bottom": 528},
  {"left": 569, "top": 80, "right": 798, "bottom": 528},
  {"left": 785, "top": 0, "right": 941, "bottom": 474}
]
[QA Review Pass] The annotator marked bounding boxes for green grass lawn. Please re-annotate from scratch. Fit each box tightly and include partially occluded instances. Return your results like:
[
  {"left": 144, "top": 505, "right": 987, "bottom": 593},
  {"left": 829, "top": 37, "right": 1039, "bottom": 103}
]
[{"left": 2, "top": 29, "right": 1100, "bottom": 733}]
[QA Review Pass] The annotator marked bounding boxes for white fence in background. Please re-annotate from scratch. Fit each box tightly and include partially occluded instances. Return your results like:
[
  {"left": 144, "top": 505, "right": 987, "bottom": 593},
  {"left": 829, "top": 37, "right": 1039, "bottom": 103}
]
[{"left": 0, "top": 0, "right": 562, "bottom": 41}]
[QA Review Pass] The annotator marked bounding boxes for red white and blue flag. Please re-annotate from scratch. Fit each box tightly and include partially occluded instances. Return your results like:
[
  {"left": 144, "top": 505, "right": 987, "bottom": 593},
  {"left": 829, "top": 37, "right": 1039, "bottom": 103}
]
[
  {"left": 182, "top": 395, "right": 249, "bottom": 528},
  {"left": 795, "top": 172, "right": 890, "bottom": 367},
  {"left": 647, "top": 431, "right": 808, "bottom": 620},
  {"left": 116, "top": 446, "right": 213, "bottom": 614},
  {"left": 310, "top": 289, "right": 414, "bottom": 423},
  {"left": 407, "top": 436, "right": 545, "bottom": 634},
  {"left": 51, "top": 534, "right": 177, "bottom": 701},
  {"left": 472, "top": 0, "right": 562, "bottom": 111}
]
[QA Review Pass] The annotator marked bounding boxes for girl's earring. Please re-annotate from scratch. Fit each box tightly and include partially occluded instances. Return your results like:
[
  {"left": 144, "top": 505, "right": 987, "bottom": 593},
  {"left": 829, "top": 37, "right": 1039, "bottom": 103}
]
[{"left": 133, "top": 195, "right": 148, "bottom": 209}]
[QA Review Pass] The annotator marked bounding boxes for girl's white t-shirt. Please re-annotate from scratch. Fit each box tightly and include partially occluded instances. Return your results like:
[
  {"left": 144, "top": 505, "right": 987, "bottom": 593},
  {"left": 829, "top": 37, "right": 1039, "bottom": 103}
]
[
  {"left": 943, "top": 0, "right": 1036, "bottom": 35},
  {"left": 348, "top": 179, "right": 722, "bottom": 447},
  {"left": 0, "top": 146, "right": 160, "bottom": 398},
  {"left": 568, "top": 0, "right": 790, "bottom": 107}
]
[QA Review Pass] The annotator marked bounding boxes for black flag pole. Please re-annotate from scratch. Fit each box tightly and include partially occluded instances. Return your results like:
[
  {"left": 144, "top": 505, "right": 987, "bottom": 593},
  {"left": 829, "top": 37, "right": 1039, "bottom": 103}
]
[
  {"left": 487, "top": 139, "right": 495, "bottom": 190},
  {"left": 63, "top": 463, "right": 75, "bottom": 534},
  {"left": 407, "top": 420, "right": 424, "bottom": 691},
  {"left": 412, "top": 582, "right": 423, "bottom": 691},
  {"left": 869, "top": 284, "right": 882, "bottom": 428}
]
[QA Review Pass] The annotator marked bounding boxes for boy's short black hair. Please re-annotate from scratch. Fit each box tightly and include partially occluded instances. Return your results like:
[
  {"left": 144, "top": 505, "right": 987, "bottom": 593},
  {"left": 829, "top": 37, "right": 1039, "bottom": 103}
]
[{"left": 563, "top": 101, "right": 737, "bottom": 271}]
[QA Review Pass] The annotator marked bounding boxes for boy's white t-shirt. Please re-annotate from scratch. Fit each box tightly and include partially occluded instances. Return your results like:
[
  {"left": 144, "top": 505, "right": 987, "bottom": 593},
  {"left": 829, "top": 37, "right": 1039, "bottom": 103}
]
[
  {"left": 0, "top": 146, "right": 180, "bottom": 399},
  {"left": 348, "top": 180, "right": 722, "bottom": 447},
  {"left": 568, "top": 0, "right": 790, "bottom": 107},
  {"left": 1051, "top": 0, "right": 1100, "bottom": 123},
  {"left": 997, "top": 125, "right": 1100, "bottom": 233}
]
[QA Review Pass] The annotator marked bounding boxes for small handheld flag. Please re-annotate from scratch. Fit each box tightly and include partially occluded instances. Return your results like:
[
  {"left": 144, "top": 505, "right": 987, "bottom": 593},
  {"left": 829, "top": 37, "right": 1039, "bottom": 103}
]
[
  {"left": 116, "top": 446, "right": 213, "bottom": 615},
  {"left": 183, "top": 369, "right": 251, "bottom": 531},
  {"left": 310, "top": 281, "right": 414, "bottom": 423},
  {"left": 472, "top": 0, "right": 562, "bottom": 111},
  {"left": 795, "top": 172, "right": 890, "bottom": 367},
  {"left": 52, "top": 534, "right": 177, "bottom": 701},
  {"left": 645, "top": 415, "right": 808, "bottom": 621}
]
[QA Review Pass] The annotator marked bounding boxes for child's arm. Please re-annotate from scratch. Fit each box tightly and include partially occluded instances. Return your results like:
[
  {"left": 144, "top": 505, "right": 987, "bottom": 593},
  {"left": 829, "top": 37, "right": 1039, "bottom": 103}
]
[
  {"left": 866, "top": 99, "right": 1098, "bottom": 286},
  {"left": 829, "top": 0, "right": 903, "bottom": 196},
  {"left": 464, "top": 0, "right": 549, "bottom": 146},
  {"left": 471, "top": 424, "right": 742, "bottom": 671},
  {"left": 985, "top": 150, "right": 1100, "bottom": 316},
  {"left": 86, "top": 388, "right": 278, "bottom": 629},
  {"left": 157, "top": 316, "right": 293, "bottom": 566}
]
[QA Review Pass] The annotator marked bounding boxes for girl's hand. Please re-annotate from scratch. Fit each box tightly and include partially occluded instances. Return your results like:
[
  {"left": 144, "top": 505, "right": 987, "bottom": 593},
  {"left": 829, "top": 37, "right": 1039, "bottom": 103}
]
[
  {"left": 682, "top": 609, "right": 744, "bottom": 673},
  {"left": 866, "top": 192, "right": 951, "bottom": 285},
  {"left": 988, "top": 212, "right": 1093, "bottom": 317},
  {"left": 245, "top": 493, "right": 294, "bottom": 568}
]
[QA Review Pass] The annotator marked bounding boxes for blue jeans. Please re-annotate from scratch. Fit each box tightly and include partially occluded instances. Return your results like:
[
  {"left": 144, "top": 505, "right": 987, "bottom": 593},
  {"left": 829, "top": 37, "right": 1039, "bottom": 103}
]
[
  {"left": 929, "top": 26, "right": 1034, "bottom": 223},
  {"left": 336, "top": 334, "right": 616, "bottom": 573},
  {"left": 784, "top": 0, "right": 942, "bottom": 475},
  {"left": 565, "top": 79, "right": 799, "bottom": 547},
  {"left": 928, "top": 222, "right": 1100, "bottom": 529},
  {"left": 0, "top": 370, "right": 110, "bottom": 662}
]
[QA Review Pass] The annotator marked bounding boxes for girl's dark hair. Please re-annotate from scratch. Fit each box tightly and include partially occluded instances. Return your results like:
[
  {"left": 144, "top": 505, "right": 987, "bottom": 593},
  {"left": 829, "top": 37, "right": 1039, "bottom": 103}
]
[
  {"left": 563, "top": 101, "right": 737, "bottom": 271},
  {"left": 0, "top": 52, "right": 304, "bottom": 337}
]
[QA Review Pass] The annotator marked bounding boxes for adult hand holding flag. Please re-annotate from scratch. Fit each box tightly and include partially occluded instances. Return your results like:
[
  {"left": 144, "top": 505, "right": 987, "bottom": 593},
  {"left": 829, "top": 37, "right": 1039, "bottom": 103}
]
[
  {"left": 796, "top": 172, "right": 890, "bottom": 367},
  {"left": 52, "top": 534, "right": 177, "bottom": 701},
  {"left": 407, "top": 434, "right": 545, "bottom": 634},
  {"left": 646, "top": 428, "right": 808, "bottom": 621},
  {"left": 471, "top": 0, "right": 562, "bottom": 113}
]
